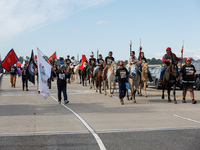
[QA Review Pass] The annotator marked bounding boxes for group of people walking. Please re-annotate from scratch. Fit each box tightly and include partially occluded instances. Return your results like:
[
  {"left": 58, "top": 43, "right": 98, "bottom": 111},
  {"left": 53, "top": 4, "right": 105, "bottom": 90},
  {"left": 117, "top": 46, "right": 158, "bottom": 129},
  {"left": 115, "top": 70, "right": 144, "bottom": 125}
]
[{"left": 8, "top": 47, "right": 197, "bottom": 105}]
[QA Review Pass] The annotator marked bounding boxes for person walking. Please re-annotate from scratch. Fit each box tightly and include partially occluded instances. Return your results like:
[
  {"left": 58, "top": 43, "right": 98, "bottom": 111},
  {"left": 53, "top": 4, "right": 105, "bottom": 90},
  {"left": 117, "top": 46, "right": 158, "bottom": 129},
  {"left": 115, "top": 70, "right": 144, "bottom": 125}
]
[
  {"left": 56, "top": 65, "right": 69, "bottom": 104},
  {"left": 176, "top": 57, "right": 197, "bottom": 104},
  {"left": 114, "top": 62, "right": 132, "bottom": 105},
  {"left": 9, "top": 64, "right": 17, "bottom": 88},
  {"left": 21, "top": 65, "right": 29, "bottom": 91}
]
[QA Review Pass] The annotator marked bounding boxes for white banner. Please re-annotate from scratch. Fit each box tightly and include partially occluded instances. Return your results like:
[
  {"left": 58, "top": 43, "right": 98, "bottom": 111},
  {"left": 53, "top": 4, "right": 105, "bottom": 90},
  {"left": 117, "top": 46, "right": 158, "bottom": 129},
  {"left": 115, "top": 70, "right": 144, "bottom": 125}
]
[{"left": 37, "top": 48, "right": 52, "bottom": 99}]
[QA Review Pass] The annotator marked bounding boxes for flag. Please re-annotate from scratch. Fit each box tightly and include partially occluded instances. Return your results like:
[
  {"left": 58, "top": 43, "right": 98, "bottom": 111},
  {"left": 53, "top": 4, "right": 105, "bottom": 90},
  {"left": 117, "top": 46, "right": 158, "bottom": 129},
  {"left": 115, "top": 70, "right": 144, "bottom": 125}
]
[
  {"left": 1, "top": 49, "right": 19, "bottom": 71},
  {"left": 48, "top": 51, "right": 57, "bottom": 62},
  {"left": 78, "top": 55, "right": 87, "bottom": 70},
  {"left": 26, "top": 50, "right": 37, "bottom": 84},
  {"left": 37, "top": 48, "right": 52, "bottom": 99}
]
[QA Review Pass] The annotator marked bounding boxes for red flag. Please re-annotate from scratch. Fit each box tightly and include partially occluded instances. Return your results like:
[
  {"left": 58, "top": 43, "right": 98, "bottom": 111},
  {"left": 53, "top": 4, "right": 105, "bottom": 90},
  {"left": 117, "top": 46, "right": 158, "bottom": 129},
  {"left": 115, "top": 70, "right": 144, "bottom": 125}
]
[
  {"left": 79, "top": 55, "right": 87, "bottom": 70},
  {"left": 48, "top": 51, "right": 57, "bottom": 62},
  {"left": 35, "top": 55, "right": 37, "bottom": 65},
  {"left": 16, "top": 62, "right": 22, "bottom": 67},
  {"left": 1, "top": 49, "right": 19, "bottom": 71}
]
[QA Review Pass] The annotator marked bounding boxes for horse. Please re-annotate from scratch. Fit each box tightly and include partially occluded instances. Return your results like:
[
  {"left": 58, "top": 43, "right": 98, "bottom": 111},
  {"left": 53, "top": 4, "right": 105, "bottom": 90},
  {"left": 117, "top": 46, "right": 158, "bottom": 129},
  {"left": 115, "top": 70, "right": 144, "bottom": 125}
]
[
  {"left": 71, "top": 64, "right": 80, "bottom": 83},
  {"left": 80, "top": 63, "right": 87, "bottom": 86},
  {"left": 95, "top": 64, "right": 103, "bottom": 94},
  {"left": 161, "top": 62, "right": 178, "bottom": 104},
  {"left": 127, "top": 63, "right": 141, "bottom": 103},
  {"left": 104, "top": 61, "right": 117, "bottom": 97},
  {"left": 139, "top": 62, "right": 149, "bottom": 97},
  {"left": 88, "top": 64, "right": 95, "bottom": 89}
]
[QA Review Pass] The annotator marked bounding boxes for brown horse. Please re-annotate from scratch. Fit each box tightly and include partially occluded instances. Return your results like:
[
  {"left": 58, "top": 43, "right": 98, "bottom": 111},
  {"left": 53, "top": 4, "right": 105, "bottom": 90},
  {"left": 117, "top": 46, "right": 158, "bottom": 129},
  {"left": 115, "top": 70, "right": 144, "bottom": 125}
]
[
  {"left": 139, "top": 62, "right": 149, "bottom": 97},
  {"left": 95, "top": 64, "right": 103, "bottom": 94},
  {"left": 88, "top": 64, "right": 95, "bottom": 89}
]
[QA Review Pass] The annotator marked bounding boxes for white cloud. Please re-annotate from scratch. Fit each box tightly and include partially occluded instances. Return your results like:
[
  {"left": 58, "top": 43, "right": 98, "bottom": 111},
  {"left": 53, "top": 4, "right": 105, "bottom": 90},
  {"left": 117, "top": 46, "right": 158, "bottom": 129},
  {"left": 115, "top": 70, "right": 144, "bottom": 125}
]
[
  {"left": 0, "top": 0, "right": 112, "bottom": 38},
  {"left": 96, "top": 21, "right": 110, "bottom": 24}
]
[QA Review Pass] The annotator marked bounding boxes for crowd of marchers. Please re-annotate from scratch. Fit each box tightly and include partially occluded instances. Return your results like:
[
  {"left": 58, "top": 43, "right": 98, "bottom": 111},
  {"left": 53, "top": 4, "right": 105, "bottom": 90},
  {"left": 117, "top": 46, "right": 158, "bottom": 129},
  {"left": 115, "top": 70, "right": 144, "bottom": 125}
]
[{"left": 7, "top": 47, "right": 197, "bottom": 105}]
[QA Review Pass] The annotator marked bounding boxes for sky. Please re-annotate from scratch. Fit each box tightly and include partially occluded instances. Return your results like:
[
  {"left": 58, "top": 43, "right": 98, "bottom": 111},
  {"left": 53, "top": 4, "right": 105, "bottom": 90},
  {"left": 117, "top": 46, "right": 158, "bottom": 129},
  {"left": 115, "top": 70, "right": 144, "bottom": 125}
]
[{"left": 0, "top": 0, "right": 200, "bottom": 61}]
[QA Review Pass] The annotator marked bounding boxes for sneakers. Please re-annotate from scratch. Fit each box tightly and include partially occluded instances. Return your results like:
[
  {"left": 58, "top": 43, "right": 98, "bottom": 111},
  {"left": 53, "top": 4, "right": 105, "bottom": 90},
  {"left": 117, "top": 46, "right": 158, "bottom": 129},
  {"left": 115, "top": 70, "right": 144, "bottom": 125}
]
[
  {"left": 64, "top": 100, "right": 69, "bottom": 104},
  {"left": 192, "top": 99, "right": 197, "bottom": 104},
  {"left": 58, "top": 101, "right": 61, "bottom": 104},
  {"left": 120, "top": 99, "right": 124, "bottom": 105},
  {"left": 182, "top": 99, "right": 186, "bottom": 103}
]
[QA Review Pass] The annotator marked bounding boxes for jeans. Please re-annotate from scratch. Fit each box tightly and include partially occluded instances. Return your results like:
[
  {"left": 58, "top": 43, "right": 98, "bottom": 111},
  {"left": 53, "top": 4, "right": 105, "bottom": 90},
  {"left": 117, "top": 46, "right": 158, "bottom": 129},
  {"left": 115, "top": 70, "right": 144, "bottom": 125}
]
[
  {"left": 58, "top": 86, "right": 68, "bottom": 101},
  {"left": 22, "top": 78, "right": 28, "bottom": 90},
  {"left": 119, "top": 82, "right": 126, "bottom": 99},
  {"left": 159, "top": 67, "right": 166, "bottom": 80}
]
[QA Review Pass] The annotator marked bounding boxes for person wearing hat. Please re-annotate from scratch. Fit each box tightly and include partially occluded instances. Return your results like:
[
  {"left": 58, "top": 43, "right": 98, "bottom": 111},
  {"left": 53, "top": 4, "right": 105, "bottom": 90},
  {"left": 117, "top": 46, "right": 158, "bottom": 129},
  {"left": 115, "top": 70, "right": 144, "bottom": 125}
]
[
  {"left": 114, "top": 61, "right": 132, "bottom": 105},
  {"left": 56, "top": 65, "right": 69, "bottom": 104},
  {"left": 158, "top": 47, "right": 182, "bottom": 83},
  {"left": 87, "top": 53, "right": 96, "bottom": 74},
  {"left": 176, "top": 58, "right": 197, "bottom": 104}
]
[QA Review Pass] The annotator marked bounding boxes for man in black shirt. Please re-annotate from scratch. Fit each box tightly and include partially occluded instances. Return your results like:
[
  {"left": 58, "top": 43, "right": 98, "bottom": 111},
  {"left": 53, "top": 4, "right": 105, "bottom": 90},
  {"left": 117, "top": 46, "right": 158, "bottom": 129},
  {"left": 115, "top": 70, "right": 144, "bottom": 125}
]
[
  {"left": 9, "top": 64, "right": 17, "bottom": 87},
  {"left": 56, "top": 65, "right": 69, "bottom": 104},
  {"left": 114, "top": 62, "right": 131, "bottom": 105},
  {"left": 65, "top": 55, "right": 71, "bottom": 65},
  {"left": 93, "top": 54, "right": 104, "bottom": 77},
  {"left": 103, "top": 51, "right": 115, "bottom": 79},
  {"left": 177, "top": 58, "right": 197, "bottom": 104},
  {"left": 21, "top": 65, "right": 29, "bottom": 91}
]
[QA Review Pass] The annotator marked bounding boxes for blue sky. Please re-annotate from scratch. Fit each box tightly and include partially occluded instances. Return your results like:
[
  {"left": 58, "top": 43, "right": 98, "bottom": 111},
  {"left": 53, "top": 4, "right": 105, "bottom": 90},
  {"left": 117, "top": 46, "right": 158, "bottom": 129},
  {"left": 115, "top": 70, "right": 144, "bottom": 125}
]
[{"left": 0, "top": 0, "right": 200, "bottom": 61}]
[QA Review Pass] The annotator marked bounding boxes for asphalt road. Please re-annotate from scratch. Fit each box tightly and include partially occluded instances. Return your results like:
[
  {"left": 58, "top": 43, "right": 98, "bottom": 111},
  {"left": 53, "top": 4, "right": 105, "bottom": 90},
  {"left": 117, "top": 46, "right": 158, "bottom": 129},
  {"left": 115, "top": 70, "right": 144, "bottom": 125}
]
[{"left": 0, "top": 74, "right": 200, "bottom": 150}]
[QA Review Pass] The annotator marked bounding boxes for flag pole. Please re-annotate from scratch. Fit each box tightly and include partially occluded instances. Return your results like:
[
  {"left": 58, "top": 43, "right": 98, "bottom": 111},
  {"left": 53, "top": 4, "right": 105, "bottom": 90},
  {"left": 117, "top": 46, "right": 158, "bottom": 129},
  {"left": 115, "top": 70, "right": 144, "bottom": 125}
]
[{"left": 180, "top": 40, "right": 184, "bottom": 68}]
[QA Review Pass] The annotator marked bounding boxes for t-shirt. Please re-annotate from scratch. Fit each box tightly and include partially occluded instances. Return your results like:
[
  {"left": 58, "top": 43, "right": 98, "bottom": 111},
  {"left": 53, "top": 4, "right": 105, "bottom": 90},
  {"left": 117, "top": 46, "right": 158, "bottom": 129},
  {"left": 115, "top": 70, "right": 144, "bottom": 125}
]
[
  {"left": 97, "top": 59, "right": 104, "bottom": 65},
  {"left": 180, "top": 64, "right": 196, "bottom": 83},
  {"left": 56, "top": 70, "right": 67, "bottom": 87},
  {"left": 105, "top": 56, "right": 114, "bottom": 65},
  {"left": 10, "top": 66, "right": 17, "bottom": 75},
  {"left": 22, "top": 69, "right": 27, "bottom": 77},
  {"left": 89, "top": 58, "right": 96, "bottom": 65},
  {"left": 115, "top": 67, "right": 129, "bottom": 83},
  {"left": 65, "top": 59, "right": 71, "bottom": 65}
]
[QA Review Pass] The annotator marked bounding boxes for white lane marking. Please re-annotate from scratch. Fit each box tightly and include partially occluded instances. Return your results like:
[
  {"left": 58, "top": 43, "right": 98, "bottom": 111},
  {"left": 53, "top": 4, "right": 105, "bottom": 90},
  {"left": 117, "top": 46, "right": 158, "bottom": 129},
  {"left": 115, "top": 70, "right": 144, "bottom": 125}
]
[
  {"left": 173, "top": 114, "right": 200, "bottom": 124},
  {"left": 51, "top": 96, "right": 106, "bottom": 150}
]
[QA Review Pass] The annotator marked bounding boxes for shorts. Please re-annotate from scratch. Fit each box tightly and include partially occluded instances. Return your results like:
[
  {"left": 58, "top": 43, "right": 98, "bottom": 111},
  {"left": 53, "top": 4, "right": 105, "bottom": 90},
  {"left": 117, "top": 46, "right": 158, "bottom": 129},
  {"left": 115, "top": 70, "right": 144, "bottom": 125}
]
[{"left": 183, "top": 83, "right": 194, "bottom": 89}]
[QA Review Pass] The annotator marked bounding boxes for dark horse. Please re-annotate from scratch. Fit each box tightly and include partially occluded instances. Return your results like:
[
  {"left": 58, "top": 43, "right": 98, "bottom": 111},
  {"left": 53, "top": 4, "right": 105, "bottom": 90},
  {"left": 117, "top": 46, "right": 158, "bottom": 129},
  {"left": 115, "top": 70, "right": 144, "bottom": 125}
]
[
  {"left": 88, "top": 64, "right": 95, "bottom": 89},
  {"left": 79, "top": 64, "right": 87, "bottom": 86},
  {"left": 95, "top": 64, "right": 103, "bottom": 94},
  {"left": 161, "top": 63, "right": 178, "bottom": 104}
]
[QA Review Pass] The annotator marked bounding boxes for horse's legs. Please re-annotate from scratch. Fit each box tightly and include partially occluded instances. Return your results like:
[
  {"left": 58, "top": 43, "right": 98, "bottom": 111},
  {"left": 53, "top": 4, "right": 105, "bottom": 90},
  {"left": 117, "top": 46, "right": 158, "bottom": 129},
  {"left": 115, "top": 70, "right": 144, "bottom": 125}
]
[
  {"left": 144, "top": 82, "right": 147, "bottom": 97},
  {"left": 127, "top": 89, "right": 129, "bottom": 100},
  {"left": 167, "top": 85, "right": 172, "bottom": 102},
  {"left": 103, "top": 80, "right": 107, "bottom": 95},
  {"left": 162, "top": 85, "right": 165, "bottom": 99},
  {"left": 139, "top": 83, "right": 142, "bottom": 96},
  {"left": 109, "top": 81, "right": 112, "bottom": 97},
  {"left": 111, "top": 82, "right": 115, "bottom": 94},
  {"left": 173, "top": 84, "right": 177, "bottom": 104},
  {"left": 133, "top": 87, "right": 136, "bottom": 103}
]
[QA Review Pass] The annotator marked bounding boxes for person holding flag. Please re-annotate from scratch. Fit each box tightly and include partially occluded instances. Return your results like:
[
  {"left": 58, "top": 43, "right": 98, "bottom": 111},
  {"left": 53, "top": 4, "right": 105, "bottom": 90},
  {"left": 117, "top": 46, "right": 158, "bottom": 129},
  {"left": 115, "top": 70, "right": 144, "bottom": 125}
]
[{"left": 1, "top": 49, "right": 19, "bottom": 87}]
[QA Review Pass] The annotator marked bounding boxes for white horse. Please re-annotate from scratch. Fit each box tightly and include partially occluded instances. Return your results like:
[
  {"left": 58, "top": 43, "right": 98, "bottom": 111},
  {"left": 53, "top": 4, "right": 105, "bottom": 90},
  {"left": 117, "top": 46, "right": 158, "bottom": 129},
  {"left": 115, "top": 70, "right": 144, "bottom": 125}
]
[
  {"left": 104, "top": 61, "right": 117, "bottom": 97},
  {"left": 127, "top": 63, "right": 141, "bottom": 103},
  {"left": 71, "top": 64, "right": 80, "bottom": 83}
]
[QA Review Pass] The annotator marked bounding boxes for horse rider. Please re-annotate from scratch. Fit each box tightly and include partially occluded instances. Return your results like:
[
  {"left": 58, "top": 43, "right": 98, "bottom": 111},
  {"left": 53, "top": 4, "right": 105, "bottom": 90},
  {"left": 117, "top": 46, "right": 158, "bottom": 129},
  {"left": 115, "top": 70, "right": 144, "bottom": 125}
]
[
  {"left": 93, "top": 54, "right": 104, "bottom": 77},
  {"left": 65, "top": 55, "right": 71, "bottom": 66},
  {"left": 176, "top": 57, "right": 197, "bottom": 104},
  {"left": 127, "top": 51, "right": 140, "bottom": 75},
  {"left": 158, "top": 47, "right": 182, "bottom": 83},
  {"left": 71, "top": 56, "right": 77, "bottom": 74},
  {"left": 103, "top": 51, "right": 115, "bottom": 79},
  {"left": 138, "top": 51, "right": 153, "bottom": 82},
  {"left": 87, "top": 53, "right": 96, "bottom": 74}
]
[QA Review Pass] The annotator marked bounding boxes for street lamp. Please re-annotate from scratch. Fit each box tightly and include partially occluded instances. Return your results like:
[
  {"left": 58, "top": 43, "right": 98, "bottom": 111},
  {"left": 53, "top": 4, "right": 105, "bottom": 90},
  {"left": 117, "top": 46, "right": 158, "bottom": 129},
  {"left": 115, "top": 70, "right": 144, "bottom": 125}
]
[
  {"left": 129, "top": 40, "right": 132, "bottom": 56},
  {"left": 77, "top": 53, "right": 79, "bottom": 62},
  {"left": 97, "top": 49, "right": 99, "bottom": 58}
]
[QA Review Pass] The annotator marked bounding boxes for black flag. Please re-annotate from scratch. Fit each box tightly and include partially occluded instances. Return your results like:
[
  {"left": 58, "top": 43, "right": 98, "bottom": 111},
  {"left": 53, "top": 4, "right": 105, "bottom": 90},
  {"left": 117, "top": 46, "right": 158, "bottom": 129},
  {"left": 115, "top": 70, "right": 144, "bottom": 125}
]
[{"left": 26, "top": 50, "right": 37, "bottom": 84}]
